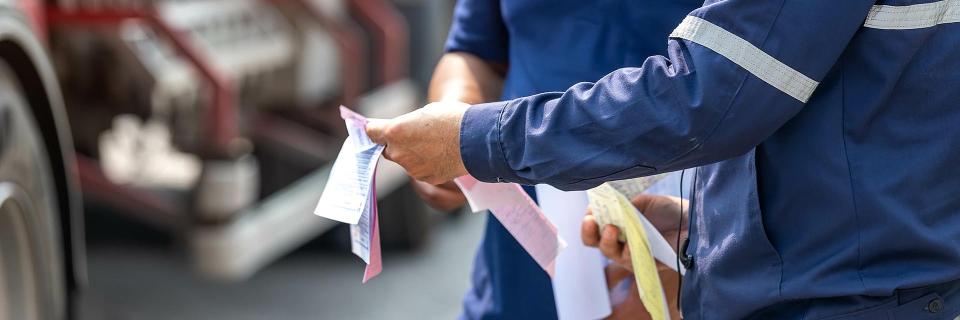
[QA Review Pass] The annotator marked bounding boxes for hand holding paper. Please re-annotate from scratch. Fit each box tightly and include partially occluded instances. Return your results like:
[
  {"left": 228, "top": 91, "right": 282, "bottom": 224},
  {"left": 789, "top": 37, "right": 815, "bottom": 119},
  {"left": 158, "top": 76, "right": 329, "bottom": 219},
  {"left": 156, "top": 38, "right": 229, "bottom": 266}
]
[
  {"left": 365, "top": 101, "right": 469, "bottom": 184},
  {"left": 587, "top": 184, "right": 670, "bottom": 320},
  {"left": 584, "top": 194, "right": 689, "bottom": 270},
  {"left": 585, "top": 178, "right": 688, "bottom": 320}
]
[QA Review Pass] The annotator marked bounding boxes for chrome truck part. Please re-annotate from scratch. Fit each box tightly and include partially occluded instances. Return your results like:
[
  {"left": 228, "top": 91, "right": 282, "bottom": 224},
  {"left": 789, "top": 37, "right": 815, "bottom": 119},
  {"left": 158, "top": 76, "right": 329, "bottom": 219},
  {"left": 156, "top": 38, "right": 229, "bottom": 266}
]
[
  {"left": 54, "top": 0, "right": 298, "bottom": 151},
  {"left": 272, "top": 0, "right": 345, "bottom": 108},
  {"left": 156, "top": 0, "right": 296, "bottom": 108},
  {"left": 194, "top": 154, "right": 260, "bottom": 222},
  {"left": 115, "top": 22, "right": 205, "bottom": 149},
  {"left": 46, "top": 0, "right": 431, "bottom": 282}
]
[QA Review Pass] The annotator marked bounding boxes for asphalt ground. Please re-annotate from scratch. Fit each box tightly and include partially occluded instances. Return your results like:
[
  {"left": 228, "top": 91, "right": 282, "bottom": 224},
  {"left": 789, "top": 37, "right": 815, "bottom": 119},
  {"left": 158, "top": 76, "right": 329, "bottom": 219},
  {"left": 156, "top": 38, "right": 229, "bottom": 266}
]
[{"left": 77, "top": 208, "right": 484, "bottom": 320}]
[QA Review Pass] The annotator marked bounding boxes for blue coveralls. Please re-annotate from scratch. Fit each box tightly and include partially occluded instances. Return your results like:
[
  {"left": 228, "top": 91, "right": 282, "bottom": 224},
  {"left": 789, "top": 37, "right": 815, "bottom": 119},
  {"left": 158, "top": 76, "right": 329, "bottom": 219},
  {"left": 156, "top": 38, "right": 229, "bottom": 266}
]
[
  {"left": 458, "top": 0, "right": 960, "bottom": 319},
  {"left": 444, "top": 0, "right": 701, "bottom": 319}
]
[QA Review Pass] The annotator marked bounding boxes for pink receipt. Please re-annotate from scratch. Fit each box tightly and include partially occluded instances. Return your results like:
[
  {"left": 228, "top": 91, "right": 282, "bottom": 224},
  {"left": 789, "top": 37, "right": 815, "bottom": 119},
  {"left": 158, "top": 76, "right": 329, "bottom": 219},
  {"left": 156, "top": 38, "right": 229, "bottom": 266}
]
[
  {"left": 362, "top": 174, "right": 382, "bottom": 283},
  {"left": 455, "top": 176, "right": 564, "bottom": 277}
]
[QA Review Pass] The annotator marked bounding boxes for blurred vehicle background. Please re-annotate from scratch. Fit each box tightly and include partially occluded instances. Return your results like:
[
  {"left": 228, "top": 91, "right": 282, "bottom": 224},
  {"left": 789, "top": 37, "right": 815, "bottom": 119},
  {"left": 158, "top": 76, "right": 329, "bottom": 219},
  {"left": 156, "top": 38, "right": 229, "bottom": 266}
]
[{"left": 0, "top": 0, "right": 481, "bottom": 319}]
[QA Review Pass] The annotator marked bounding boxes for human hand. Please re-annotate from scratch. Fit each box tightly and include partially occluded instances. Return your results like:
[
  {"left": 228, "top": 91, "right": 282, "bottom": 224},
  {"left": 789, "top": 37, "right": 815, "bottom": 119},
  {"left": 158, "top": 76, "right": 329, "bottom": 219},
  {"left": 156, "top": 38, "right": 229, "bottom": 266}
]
[
  {"left": 604, "top": 263, "right": 683, "bottom": 320},
  {"left": 366, "top": 101, "right": 470, "bottom": 184},
  {"left": 411, "top": 179, "right": 467, "bottom": 212},
  {"left": 581, "top": 194, "right": 688, "bottom": 271}
]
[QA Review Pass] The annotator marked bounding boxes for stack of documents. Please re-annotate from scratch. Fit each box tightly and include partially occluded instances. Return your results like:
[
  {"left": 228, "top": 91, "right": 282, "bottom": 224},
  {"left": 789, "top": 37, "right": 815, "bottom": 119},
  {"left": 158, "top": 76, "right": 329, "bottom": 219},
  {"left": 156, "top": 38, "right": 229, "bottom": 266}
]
[{"left": 315, "top": 106, "right": 385, "bottom": 283}]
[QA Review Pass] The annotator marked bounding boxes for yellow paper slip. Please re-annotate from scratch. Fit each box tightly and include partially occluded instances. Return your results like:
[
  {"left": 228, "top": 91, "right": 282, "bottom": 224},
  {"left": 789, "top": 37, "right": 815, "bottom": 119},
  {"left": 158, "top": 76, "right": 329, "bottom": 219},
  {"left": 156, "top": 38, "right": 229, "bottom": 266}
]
[{"left": 588, "top": 183, "right": 669, "bottom": 320}]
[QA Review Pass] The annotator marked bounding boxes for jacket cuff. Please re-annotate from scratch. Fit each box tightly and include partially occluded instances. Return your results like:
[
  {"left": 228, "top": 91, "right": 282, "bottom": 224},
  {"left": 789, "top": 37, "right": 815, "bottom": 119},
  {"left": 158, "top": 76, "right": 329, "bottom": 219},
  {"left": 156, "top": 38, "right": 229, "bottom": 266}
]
[{"left": 459, "top": 101, "right": 520, "bottom": 183}]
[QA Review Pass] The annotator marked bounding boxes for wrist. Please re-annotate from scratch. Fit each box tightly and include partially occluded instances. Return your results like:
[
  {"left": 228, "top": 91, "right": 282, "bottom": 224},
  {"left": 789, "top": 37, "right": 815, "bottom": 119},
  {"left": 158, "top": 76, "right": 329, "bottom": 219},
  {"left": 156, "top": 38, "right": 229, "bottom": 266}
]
[
  {"left": 422, "top": 101, "right": 470, "bottom": 181},
  {"left": 447, "top": 102, "right": 470, "bottom": 178}
]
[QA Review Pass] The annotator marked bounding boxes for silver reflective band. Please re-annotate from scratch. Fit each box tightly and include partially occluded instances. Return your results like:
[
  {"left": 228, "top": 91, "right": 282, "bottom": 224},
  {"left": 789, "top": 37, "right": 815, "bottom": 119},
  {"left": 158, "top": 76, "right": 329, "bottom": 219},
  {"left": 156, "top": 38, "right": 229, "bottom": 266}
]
[
  {"left": 670, "top": 16, "right": 818, "bottom": 103},
  {"left": 864, "top": 0, "right": 960, "bottom": 30}
]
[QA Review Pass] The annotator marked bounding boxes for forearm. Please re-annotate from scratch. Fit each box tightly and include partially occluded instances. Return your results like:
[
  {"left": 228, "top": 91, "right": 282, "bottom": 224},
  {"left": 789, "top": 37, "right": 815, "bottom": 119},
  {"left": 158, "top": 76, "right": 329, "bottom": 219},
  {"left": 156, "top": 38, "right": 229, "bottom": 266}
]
[
  {"left": 428, "top": 52, "right": 506, "bottom": 104},
  {"left": 409, "top": 52, "right": 506, "bottom": 209}
]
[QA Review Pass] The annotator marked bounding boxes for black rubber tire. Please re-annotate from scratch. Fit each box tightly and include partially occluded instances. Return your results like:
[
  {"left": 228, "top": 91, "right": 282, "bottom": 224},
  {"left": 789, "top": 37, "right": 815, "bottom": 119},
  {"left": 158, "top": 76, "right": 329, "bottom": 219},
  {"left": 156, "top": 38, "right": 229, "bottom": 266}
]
[{"left": 0, "top": 59, "right": 66, "bottom": 319}]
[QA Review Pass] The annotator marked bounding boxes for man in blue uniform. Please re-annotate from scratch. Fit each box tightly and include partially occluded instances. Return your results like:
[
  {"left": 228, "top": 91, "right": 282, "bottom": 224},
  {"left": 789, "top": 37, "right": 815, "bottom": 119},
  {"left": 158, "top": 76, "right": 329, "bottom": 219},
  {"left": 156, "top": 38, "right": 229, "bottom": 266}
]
[
  {"left": 416, "top": 1, "right": 701, "bottom": 318},
  {"left": 370, "top": 0, "right": 960, "bottom": 318}
]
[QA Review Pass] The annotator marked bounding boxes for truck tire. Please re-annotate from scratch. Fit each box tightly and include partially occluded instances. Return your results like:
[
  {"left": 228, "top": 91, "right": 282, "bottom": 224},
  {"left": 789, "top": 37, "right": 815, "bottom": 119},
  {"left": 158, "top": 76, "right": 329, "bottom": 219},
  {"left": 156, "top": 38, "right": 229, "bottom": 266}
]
[{"left": 0, "top": 59, "right": 66, "bottom": 319}]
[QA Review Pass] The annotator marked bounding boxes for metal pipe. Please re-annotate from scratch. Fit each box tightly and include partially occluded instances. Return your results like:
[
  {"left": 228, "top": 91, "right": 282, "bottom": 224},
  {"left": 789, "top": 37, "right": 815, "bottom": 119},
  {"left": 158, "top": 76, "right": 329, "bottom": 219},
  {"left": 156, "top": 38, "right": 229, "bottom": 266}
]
[{"left": 46, "top": 7, "right": 240, "bottom": 158}]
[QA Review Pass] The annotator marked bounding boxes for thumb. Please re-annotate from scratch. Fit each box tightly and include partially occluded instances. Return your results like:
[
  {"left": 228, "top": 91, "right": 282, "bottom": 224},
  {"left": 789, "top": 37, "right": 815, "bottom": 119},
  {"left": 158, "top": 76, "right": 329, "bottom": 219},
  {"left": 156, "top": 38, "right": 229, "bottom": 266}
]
[
  {"left": 365, "top": 119, "right": 388, "bottom": 145},
  {"left": 629, "top": 193, "right": 661, "bottom": 213},
  {"left": 629, "top": 194, "right": 685, "bottom": 233}
]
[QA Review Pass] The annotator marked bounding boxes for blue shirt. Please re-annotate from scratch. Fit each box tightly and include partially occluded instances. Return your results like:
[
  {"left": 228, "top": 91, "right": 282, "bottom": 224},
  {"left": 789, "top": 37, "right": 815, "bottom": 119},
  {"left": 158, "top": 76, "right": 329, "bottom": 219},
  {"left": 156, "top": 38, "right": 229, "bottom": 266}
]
[
  {"left": 445, "top": 0, "right": 700, "bottom": 319},
  {"left": 459, "top": 0, "right": 960, "bottom": 319}
]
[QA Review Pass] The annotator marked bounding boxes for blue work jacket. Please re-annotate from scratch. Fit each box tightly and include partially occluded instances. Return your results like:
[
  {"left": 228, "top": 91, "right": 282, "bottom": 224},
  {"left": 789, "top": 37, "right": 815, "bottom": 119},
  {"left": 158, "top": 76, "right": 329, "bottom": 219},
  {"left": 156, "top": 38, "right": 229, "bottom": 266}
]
[
  {"left": 459, "top": 0, "right": 960, "bottom": 319},
  {"left": 445, "top": 0, "right": 701, "bottom": 319}
]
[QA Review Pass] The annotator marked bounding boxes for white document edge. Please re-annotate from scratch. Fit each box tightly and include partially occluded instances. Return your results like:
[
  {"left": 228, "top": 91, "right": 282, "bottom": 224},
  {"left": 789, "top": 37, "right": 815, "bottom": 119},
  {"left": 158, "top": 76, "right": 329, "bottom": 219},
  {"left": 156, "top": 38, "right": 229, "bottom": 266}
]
[
  {"left": 537, "top": 185, "right": 612, "bottom": 320},
  {"left": 634, "top": 205, "right": 686, "bottom": 275}
]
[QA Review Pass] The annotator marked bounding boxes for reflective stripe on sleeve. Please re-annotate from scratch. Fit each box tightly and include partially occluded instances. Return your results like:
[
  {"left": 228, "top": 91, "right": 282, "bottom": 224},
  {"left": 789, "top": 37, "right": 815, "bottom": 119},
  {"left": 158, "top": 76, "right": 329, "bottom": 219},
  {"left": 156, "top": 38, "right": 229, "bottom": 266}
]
[
  {"left": 670, "top": 16, "right": 819, "bottom": 103},
  {"left": 864, "top": 0, "right": 960, "bottom": 30}
]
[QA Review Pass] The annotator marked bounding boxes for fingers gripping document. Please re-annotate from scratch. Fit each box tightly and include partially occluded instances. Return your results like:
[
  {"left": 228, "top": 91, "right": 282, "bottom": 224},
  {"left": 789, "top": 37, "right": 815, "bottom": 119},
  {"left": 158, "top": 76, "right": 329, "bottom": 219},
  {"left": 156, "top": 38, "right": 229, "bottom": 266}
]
[
  {"left": 454, "top": 176, "right": 566, "bottom": 277},
  {"left": 315, "top": 106, "right": 385, "bottom": 283},
  {"left": 588, "top": 175, "right": 685, "bottom": 320}
]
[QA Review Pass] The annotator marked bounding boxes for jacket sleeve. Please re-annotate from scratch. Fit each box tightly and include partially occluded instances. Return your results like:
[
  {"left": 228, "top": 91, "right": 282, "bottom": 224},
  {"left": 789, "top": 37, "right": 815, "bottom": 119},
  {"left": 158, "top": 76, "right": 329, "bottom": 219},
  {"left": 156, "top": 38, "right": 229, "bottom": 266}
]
[{"left": 458, "top": 0, "right": 876, "bottom": 190}]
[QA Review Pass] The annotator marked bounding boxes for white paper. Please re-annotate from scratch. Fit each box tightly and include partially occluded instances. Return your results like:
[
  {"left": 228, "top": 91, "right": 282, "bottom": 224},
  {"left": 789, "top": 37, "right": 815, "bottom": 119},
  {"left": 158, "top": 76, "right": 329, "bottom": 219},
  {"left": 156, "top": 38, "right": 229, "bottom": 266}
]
[
  {"left": 639, "top": 171, "right": 688, "bottom": 275},
  {"left": 635, "top": 205, "right": 685, "bottom": 275},
  {"left": 350, "top": 189, "right": 377, "bottom": 263},
  {"left": 536, "top": 185, "right": 612, "bottom": 320},
  {"left": 314, "top": 107, "right": 384, "bottom": 224},
  {"left": 314, "top": 140, "right": 383, "bottom": 224},
  {"left": 315, "top": 106, "right": 385, "bottom": 283}
]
